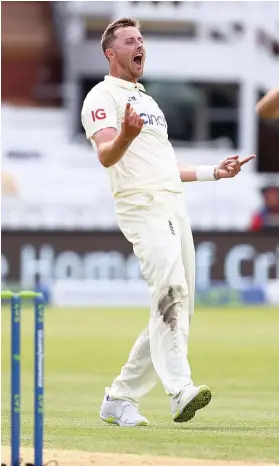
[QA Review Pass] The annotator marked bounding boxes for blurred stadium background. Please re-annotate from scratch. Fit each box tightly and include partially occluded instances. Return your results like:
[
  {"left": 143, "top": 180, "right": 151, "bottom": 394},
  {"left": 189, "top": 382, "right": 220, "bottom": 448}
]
[
  {"left": 1, "top": 0, "right": 279, "bottom": 307},
  {"left": 2, "top": 2, "right": 279, "bottom": 463}
]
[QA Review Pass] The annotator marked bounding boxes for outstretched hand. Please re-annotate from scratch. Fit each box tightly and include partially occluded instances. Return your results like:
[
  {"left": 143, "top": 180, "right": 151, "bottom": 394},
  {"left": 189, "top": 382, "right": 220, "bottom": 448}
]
[{"left": 217, "top": 154, "right": 256, "bottom": 179}]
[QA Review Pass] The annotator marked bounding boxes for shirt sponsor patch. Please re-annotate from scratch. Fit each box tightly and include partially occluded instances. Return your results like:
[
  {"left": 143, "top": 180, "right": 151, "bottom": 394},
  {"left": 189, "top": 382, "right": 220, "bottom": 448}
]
[{"left": 91, "top": 109, "right": 106, "bottom": 121}]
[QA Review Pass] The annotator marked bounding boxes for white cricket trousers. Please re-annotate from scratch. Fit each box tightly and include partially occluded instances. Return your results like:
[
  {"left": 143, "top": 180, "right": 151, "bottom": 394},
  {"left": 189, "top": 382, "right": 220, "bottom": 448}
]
[{"left": 109, "top": 191, "right": 195, "bottom": 404}]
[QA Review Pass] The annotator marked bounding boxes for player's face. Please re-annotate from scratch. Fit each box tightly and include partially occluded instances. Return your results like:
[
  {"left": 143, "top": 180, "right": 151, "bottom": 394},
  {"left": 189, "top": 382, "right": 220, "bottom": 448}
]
[{"left": 110, "top": 26, "right": 145, "bottom": 81}]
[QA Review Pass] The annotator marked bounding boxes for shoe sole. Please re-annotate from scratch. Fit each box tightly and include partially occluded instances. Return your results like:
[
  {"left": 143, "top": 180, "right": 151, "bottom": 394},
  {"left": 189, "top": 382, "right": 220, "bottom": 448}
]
[
  {"left": 173, "top": 385, "right": 212, "bottom": 423},
  {"left": 100, "top": 415, "right": 149, "bottom": 427}
]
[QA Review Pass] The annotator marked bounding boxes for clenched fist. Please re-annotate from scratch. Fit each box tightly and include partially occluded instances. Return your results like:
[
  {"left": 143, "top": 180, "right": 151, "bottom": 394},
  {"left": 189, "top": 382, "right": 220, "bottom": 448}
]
[{"left": 121, "top": 103, "right": 144, "bottom": 142}]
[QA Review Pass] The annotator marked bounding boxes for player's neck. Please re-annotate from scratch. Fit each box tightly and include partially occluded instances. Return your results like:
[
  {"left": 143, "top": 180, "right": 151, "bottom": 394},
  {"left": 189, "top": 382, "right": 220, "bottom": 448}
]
[{"left": 109, "top": 69, "right": 137, "bottom": 84}]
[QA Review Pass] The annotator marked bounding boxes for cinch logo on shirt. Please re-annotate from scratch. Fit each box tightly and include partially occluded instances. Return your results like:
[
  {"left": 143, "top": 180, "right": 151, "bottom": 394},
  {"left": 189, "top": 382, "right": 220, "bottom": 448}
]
[
  {"left": 91, "top": 109, "right": 106, "bottom": 121},
  {"left": 140, "top": 112, "right": 167, "bottom": 127}
]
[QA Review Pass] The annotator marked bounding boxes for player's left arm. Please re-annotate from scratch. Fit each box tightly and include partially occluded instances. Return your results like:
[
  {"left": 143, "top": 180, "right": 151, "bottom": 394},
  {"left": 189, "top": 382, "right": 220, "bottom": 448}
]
[
  {"left": 179, "top": 155, "right": 256, "bottom": 182},
  {"left": 256, "top": 87, "right": 279, "bottom": 119}
]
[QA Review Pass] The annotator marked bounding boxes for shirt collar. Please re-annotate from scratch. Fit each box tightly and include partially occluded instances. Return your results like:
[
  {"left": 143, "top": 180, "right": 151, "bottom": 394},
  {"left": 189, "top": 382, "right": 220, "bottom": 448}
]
[{"left": 105, "top": 75, "right": 145, "bottom": 92}]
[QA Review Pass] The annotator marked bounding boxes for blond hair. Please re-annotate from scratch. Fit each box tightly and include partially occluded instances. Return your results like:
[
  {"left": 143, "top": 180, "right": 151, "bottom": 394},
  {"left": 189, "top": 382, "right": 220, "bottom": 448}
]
[{"left": 101, "top": 17, "right": 141, "bottom": 56}]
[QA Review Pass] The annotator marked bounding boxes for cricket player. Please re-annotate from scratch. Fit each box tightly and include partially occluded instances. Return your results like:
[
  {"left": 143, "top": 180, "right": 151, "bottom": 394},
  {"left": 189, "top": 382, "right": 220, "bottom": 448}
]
[{"left": 81, "top": 18, "right": 255, "bottom": 427}]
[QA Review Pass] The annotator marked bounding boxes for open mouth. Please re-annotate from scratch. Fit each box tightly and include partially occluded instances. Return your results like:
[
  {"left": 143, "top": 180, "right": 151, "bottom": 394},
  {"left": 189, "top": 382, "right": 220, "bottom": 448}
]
[{"left": 133, "top": 54, "right": 143, "bottom": 66}]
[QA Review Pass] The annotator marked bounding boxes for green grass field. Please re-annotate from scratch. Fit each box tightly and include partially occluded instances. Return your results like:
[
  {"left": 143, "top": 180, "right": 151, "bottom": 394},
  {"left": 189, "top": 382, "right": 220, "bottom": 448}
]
[{"left": 2, "top": 306, "right": 279, "bottom": 463}]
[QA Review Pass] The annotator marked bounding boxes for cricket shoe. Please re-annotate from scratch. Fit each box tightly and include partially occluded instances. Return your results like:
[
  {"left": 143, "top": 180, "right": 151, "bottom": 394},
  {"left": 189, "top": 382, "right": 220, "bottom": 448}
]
[
  {"left": 100, "top": 387, "right": 149, "bottom": 427},
  {"left": 171, "top": 384, "right": 212, "bottom": 423}
]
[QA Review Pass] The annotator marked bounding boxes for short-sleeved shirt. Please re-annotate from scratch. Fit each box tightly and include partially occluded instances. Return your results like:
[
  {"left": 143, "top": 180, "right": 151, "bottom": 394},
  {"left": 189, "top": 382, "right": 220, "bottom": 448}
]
[{"left": 81, "top": 75, "right": 183, "bottom": 198}]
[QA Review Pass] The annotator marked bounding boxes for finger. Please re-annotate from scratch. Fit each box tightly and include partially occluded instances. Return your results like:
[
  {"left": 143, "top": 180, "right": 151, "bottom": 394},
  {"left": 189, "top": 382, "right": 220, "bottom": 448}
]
[
  {"left": 224, "top": 155, "right": 239, "bottom": 164},
  {"left": 234, "top": 161, "right": 240, "bottom": 169},
  {"left": 220, "top": 156, "right": 239, "bottom": 168},
  {"left": 129, "top": 112, "right": 138, "bottom": 125},
  {"left": 227, "top": 166, "right": 234, "bottom": 173},
  {"left": 230, "top": 161, "right": 240, "bottom": 173},
  {"left": 239, "top": 154, "right": 256, "bottom": 166},
  {"left": 127, "top": 112, "right": 135, "bottom": 124},
  {"left": 224, "top": 159, "right": 237, "bottom": 167},
  {"left": 137, "top": 116, "right": 143, "bottom": 128},
  {"left": 125, "top": 103, "right": 132, "bottom": 120},
  {"left": 233, "top": 162, "right": 240, "bottom": 174},
  {"left": 227, "top": 165, "right": 237, "bottom": 176},
  {"left": 226, "top": 155, "right": 239, "bottom": 160},
  {"left": 223, "top": 155, "right": 239, "bottom": 162},
  {"left": 229, "top": 162, "right": 237, "bottom": 170},
  {"left": 134, "top": 114, "right": 140, "bottom": 126},
  {"left": 139, "top": 118, "right": 144, "bottom": 128}
]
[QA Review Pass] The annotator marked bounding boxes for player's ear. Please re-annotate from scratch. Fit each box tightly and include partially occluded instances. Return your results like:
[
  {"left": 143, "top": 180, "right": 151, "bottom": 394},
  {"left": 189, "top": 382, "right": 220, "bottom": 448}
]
[{"left": 105, "top": 48, "right": 114, "bottom": 61}]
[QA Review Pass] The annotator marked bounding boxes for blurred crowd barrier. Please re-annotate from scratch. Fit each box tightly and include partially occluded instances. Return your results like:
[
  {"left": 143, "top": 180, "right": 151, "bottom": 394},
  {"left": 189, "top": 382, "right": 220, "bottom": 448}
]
[{"left": 2, "top": 230, "right": 279, "bottom": 306}]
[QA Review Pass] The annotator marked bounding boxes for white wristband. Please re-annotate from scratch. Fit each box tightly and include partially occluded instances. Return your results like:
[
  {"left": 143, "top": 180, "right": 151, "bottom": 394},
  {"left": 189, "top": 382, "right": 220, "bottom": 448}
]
[{"left": 196, "top": 165, "right": 218, "bottom": 182}]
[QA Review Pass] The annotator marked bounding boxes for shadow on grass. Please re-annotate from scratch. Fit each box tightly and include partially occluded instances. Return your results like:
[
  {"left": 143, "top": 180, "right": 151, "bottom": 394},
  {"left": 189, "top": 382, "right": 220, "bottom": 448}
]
[
  {"left": 164, "top": 425, "right": 277, "bottom": 433},
  {"left": 94, "top": 422, "right": 277, "bottom": 434}
]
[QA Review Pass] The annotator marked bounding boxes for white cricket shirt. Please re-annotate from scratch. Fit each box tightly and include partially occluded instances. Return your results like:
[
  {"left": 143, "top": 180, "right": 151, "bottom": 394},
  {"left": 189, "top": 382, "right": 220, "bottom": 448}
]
[{"left": 81, "top": 75, "right": 183, "bottom": 198}]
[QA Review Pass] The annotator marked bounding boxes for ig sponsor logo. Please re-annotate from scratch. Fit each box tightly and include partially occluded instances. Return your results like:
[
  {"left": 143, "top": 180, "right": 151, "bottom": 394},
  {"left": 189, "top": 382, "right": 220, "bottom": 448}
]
[{"left": 91, "top": 109, "right": 106, "bottom": 121}]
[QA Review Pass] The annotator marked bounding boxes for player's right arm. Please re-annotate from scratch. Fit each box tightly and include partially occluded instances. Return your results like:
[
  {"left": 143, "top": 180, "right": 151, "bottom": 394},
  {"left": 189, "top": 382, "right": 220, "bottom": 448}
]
[
  {"left": 94, "top": 103, "right": 144, "bottom": 167},
  {"left": 82, "top": 93, "right": 143, "bottom": 167},
  {"left": 256, "top": 87, "right": 279, "bottom": 119},
  {"left": 92, "top": 127, "right": 130, "bottom": 168}
]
